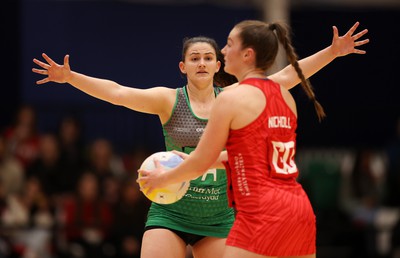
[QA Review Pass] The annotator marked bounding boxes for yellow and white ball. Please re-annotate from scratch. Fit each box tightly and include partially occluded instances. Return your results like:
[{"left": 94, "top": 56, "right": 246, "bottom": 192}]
[{"left": 139, "top": 151, "right": 189, "bottom": 204}]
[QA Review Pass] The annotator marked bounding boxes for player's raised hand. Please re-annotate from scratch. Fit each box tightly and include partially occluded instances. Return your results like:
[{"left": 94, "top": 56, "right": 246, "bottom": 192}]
[
  {"left": 331, "top": 21, "right": 369, "bottom": 57},
  {"left": 32, "top": 53, "right": 72, "bottom": 84}
]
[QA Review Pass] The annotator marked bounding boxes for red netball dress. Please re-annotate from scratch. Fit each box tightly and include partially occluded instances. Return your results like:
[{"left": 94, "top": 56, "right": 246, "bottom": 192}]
[{"left": 223, "top": 78, "right": 316, "bottom": 256}]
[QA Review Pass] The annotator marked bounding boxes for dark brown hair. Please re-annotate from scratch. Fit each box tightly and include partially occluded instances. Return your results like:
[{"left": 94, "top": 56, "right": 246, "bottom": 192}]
[{"left": 234, "top": 20, "right": 326, "bottom": 121}]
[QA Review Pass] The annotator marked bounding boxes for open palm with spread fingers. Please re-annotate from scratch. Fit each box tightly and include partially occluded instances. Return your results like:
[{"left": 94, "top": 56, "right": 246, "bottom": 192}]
[
  {"left": 32, "top": 53, "right": 72, "bottom": 84},
  {"left": 332, "top": 21, "right": 369, "bottom": 57}
]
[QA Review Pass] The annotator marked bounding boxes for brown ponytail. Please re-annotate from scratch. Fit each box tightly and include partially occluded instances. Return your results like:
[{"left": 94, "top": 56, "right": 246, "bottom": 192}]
[
  {"left": 235, "top": 20, "right": 326, "bottom": 121},
  {"left": 270, "top": 22, "right": 326, "bottom": 121}
]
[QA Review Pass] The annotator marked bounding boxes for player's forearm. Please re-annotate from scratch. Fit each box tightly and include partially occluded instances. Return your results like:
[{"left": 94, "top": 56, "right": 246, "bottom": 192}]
[
  {"left": 67, "top": 71, "right": 122, "bottom": 104},
  {"left": 211, "top": 150, "right": 228, "bottom": 169},
  {"left": 278, "top": 45, "right": 337, "bottom": 89},
  {"left": 298, "top": 45, "right": 337, "bottom": 79}
]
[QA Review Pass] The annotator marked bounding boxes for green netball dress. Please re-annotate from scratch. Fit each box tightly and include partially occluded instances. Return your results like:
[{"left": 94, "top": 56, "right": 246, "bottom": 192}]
[{"left": 145, "top": 86, "right": 234, "bottom": 237}]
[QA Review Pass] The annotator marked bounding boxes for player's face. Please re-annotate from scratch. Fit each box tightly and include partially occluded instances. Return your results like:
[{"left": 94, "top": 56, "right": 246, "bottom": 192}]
[
  {"left": 179, "top": 42, "right": 221, "bottom": 85},
  {"left": 222, "top": 28, "right": 244, "bottom": 77}
]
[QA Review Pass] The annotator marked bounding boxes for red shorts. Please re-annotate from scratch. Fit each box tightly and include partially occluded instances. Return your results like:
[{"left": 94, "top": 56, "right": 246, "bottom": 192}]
[{"left": 226, "top": 182, "right": 316, "bottom": 256}]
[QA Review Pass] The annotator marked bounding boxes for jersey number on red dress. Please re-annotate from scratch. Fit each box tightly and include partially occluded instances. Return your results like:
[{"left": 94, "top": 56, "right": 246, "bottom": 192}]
[{"left": 268, "top": 134, "right": 299, "bottom": 179}]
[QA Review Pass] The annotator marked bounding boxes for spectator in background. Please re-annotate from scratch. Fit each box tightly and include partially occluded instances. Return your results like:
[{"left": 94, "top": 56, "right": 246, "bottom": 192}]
[
  {"left": 0, "top": 135, "right": 24, "bottom": 197},
  {"left": 385, "top": 117, "right": 400, "bottom": 258},
  {"left": 121, "top": 147, "right": 151, "bottom": 177},
  {"left": 0, "top": 180, "right": 12, "bottom": 258},
  {"left": 111, "top": 176, "right": 149, "bottom": 258},
  {"left": 350, "top": 149, "right": 385, "bottom": 219},
  {"left": 348, "top": 148, "right": 386, "bottom": 258},
  {"left": 385, "top": 117, "right": 400, "bottom": 207},
  {"left": 27, "top": 133, "right": 67, "bottom": 197},
  {"left": 87, "top": 138, "right": 126, "bottom": 185},
  {"left": 57, "top": 115, "right": 86, "bottom": 195},
  {"left": 102, "top": 175, "right": 121, "bottom": 209},
  {"left": 60, "top": 172, "right": 114, "bottom": 258},
  {"left": 1, "top": 177, "right": 55, "bottom": 258},
  {"left": 3, "top": 105, "right": 40, "bottom": 170}
]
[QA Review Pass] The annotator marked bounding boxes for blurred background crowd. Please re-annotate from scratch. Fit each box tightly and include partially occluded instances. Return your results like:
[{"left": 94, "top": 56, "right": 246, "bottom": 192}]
[
  {"left": 1, "top": 0, "right": 400, "bottom": 257},
  {"left": 0, "top": 104, "right": 151, "bottom": 258}
]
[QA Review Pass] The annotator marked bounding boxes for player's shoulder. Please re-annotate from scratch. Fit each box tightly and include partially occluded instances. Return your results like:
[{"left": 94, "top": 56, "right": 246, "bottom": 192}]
[
  {"left": 222, "top": 82, "right": 239, "bottom": 91},
  {"left": 214, "top": 84, "right": 244, "bottom": 109},
  {"left": 152, "top": 86, "right": 179, "bottom": 93},
  {"left": 149, "top": 86, "right": 180, "bottom": 99}
]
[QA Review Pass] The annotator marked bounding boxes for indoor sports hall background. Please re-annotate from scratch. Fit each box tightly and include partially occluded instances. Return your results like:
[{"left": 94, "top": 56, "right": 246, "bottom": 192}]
[{"left": 1, "top": 0, "right": 400, "bottom": 257}]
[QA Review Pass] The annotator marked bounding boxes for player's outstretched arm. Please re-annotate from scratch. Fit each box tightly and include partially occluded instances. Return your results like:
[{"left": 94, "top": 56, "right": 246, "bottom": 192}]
[
  {"left": 32, "top": 53, "right": 172, "bottom": 115},
  {"left": 269, "top": 21, "right": 369, "bottom": 89}
]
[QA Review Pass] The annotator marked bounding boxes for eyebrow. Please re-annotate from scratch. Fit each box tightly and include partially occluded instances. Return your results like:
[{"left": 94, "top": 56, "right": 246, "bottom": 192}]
[{"left": 189, "top": 51, "right": 215, "bottom": 56}]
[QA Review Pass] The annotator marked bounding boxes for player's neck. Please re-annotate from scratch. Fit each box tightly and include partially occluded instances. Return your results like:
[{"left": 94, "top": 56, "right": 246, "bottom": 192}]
[
  {"left": 238, "top": 68, "right": 266, "bottom": 82},
  {"left": 186, "top": 84, "right": 215, "bottom": 103}
]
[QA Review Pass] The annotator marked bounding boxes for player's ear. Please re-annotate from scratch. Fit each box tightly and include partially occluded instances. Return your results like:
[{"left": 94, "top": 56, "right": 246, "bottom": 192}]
[
  {"left": 179, "top": 61, "right": 186, "bottom": 74},
  {"left": 243, "top": 48, "right": 255, "bottom": 62},
  {"left": 216, "top": 60, "right": 221, "bottom": 73}
]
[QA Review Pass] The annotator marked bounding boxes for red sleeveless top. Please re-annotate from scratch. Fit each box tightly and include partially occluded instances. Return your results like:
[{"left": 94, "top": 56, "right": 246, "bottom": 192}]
[{"left": 224, "top": 78, "right": 299, "bottom": 211}]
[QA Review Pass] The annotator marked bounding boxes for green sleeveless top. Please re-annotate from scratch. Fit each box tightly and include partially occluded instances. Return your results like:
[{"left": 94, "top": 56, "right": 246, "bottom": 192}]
[{"left": 145, "top": 86, "right": 234, "bottom": 237}]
